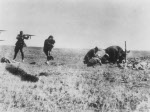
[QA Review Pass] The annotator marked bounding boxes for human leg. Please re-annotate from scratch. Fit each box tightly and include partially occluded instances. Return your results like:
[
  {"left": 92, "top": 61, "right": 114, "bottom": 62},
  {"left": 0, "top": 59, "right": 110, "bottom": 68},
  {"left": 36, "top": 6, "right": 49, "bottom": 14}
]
[
  {"left": 13, "top": 46, "right": 19, "bottom": 60},
  {"left": 44, "top": 49, "right": 50, "bottom": 64},
  {"left": 20, "top": 47, "right": 24, "bottom": 61}
]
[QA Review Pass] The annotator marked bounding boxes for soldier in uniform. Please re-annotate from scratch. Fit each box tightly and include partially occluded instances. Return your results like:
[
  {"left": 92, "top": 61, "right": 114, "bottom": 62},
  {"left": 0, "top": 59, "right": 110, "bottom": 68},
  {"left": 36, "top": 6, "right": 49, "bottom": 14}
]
[{"left": 13, "top": 31, "right": 30, "bottom": 62}]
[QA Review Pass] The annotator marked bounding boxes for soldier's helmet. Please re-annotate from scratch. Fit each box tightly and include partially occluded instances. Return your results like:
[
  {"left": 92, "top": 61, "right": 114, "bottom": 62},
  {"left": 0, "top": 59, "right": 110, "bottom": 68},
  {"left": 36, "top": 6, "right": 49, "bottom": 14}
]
[{"left": 20, "top": 31, "right": 23, "bottom": 35}]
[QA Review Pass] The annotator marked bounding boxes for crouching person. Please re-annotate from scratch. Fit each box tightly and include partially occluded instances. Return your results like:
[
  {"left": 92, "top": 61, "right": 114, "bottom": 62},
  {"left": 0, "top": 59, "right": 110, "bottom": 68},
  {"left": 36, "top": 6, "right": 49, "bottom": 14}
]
[
  {"left": 83, "top": 47, "right": 109, "bottom": 67},
  {"left": 87, "top": 53, "right": 109, "bottom": 67},
  {"left": 83, "top": 47, "right": 99, "bottom": 64}
]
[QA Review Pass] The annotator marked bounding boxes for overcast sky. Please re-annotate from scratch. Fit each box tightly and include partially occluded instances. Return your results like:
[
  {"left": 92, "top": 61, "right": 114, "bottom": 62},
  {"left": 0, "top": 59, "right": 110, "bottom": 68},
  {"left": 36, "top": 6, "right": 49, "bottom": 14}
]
[{"left": 1, "top": 0, "right": 150, "bottom": 50}]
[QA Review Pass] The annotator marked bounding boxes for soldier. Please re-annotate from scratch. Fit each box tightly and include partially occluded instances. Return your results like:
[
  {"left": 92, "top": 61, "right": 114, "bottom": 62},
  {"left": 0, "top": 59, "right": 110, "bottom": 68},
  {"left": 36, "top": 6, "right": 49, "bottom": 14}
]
[
  {"left": 43, "top": 35, "right": 55, "bottom": 64},
  {"left": 13, "top": 31, "right": 30, "bottom": 62}
]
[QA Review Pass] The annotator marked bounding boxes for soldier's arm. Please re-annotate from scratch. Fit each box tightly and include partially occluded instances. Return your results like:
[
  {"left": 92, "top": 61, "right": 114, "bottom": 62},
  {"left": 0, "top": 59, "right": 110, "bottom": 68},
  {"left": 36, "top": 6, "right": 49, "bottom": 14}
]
[
  {"left": 16, "top": 35, "right": 20, "bottom": 39},
  {"left": 23, "top": 35, "right": 30, "bottom": 39}
]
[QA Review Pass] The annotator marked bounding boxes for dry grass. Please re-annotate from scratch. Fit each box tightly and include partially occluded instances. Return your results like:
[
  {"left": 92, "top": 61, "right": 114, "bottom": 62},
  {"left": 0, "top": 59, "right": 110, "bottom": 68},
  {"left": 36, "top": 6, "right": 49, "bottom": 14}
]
[{"left": 0, "top": 46, "right": 150, "bottom": 112}]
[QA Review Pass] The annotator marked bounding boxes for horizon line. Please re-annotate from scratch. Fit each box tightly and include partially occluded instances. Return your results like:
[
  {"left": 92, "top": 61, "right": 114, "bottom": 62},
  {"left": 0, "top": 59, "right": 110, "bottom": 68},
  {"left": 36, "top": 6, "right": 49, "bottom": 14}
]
[{"left": 0, "top": 45, "right": 150, "bottom": 51}]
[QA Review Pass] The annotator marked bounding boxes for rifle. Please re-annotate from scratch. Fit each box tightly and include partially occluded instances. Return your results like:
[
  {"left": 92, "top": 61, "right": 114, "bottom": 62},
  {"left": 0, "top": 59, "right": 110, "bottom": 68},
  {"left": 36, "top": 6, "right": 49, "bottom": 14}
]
[
  {"left": 0, "top": 30, "right": 6, "bottom": 34},
  {"left": 23, "top": 34, "right": 35, "bottom": 39}
]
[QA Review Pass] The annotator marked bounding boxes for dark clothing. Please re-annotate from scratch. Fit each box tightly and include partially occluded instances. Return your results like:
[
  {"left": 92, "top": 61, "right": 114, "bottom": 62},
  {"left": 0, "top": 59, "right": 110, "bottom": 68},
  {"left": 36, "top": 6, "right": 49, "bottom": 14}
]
[
  {"left": 13, "top": 34, "right": 29, "bottom": 60},
  {"left": 105, "top": 46, "right": 126, "bottom": 64},
  {"left": 13, "top": 46, "right": 24, "bottom": 60},
  {"left": 15, "top": 35, "right": 25, "bottom": 48},
  {"left": 43, "top": 39, "right": 55, "bottom": 52},
  {"left": 43, "top": 38, "right": 55, "bottom": 61},
  {"left": 84, "top": 48, "right": 97, "bottom": 64}
]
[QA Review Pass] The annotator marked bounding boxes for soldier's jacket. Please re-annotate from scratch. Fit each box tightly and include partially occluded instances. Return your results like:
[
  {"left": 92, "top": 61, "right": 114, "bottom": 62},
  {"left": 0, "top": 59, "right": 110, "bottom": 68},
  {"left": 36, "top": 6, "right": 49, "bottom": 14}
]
[{"left": 15, "top": 34, "right": 25, "bottom": 48}]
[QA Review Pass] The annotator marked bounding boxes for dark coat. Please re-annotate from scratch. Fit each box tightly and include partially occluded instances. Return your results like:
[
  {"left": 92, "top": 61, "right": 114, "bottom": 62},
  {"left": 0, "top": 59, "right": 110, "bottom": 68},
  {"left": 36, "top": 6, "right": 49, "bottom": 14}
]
[
  {"left": 83, "top": 48, "right": 97, "bottom": 64},
  {"left": 15, "top": 35, "right": 25, "bottom": 48},
  {"left": 105, "top": 46, "right": 126, "bottom": 64},
  {"left": 43, "top": 39, "right": 55, "bottom": 52}
]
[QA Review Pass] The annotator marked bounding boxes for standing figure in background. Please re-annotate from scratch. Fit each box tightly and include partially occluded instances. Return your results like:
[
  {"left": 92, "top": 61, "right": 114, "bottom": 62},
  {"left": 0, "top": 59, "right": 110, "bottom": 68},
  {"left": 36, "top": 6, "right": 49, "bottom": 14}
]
[
  {"left": 13, "top": 31, "right": 30, "bottom": 62},
  {"left": 43, "top": 35, "right": 55, "bottom": 64}
]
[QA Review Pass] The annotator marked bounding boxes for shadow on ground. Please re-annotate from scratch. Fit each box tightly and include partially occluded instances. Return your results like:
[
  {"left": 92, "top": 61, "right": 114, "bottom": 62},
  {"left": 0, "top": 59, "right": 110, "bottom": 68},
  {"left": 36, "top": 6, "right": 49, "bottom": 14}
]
[
  {"left": 39, "top": 72, "right": 49, "bottom": 76},
  {"left": 30, "top": 62, "right": 36, "bottom": 65},
  {"left": 5, "top": 64, "right": 39, "bottom": 82}
]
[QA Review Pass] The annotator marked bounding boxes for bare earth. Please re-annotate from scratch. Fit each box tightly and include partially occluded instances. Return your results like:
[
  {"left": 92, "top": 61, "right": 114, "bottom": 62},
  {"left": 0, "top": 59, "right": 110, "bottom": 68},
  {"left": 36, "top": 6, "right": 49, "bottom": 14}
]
[{"left": 0, "top": 46, "right": 150, "bottom": 112}]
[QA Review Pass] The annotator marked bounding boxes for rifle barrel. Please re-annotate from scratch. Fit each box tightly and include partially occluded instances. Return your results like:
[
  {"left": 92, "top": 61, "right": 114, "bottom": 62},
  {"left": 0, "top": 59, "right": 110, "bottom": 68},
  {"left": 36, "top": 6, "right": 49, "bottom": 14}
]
[{"left": 24, "top": 34, "right": 35, "bottom": 36}]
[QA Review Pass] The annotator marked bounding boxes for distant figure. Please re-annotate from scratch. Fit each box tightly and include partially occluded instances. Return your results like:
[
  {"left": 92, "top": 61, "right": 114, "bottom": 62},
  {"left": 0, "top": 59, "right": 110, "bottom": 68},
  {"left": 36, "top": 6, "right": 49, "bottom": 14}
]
[
  {"left": 83, "top": 47, "right": 99, "bottom": 64},
  {"left": 13, "top": 31, "right": 30, "bottom": 62},
  {"left": 43, "top": 35, "right": 55, "bottom": 64}
]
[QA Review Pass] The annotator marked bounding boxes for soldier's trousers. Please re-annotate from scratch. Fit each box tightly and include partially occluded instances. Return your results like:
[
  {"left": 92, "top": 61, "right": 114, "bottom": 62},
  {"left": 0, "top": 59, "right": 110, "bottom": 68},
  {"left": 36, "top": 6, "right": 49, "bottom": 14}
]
[{"left": 13, "top": 46, "right": 24, "bottom": 60}]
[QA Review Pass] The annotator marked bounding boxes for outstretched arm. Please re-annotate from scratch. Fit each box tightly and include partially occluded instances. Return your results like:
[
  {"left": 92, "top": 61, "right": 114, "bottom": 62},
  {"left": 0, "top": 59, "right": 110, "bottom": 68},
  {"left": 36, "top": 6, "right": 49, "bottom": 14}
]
[
  {"left": 16, "top": 35, "right": 30, "bottom": 40},
  {"left": 23, "top": 35, "right": 30, "bottom": 39},
  {"left": 16, "top": 35, "right": 20, "bottom": 39}
]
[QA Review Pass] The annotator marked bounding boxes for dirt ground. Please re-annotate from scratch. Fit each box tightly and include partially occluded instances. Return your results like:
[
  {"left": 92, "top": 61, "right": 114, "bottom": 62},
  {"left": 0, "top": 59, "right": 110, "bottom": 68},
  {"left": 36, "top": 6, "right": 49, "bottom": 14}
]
[{"left": 0, "top": 46, "right": 150, "bottom": 112}]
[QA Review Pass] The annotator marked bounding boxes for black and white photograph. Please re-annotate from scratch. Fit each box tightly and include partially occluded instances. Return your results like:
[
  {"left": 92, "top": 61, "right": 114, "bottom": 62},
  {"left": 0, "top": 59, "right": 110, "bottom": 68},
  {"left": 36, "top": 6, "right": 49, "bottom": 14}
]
[{"left": 0, "top": 0, "right": 150, "bottom": 111}]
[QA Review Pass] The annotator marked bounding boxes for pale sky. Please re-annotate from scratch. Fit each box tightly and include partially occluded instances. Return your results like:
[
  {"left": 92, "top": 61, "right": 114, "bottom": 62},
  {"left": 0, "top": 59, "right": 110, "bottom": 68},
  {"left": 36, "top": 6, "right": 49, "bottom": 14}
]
[{"left": 1, "top": 0, "right": 150, "bottom": 50}]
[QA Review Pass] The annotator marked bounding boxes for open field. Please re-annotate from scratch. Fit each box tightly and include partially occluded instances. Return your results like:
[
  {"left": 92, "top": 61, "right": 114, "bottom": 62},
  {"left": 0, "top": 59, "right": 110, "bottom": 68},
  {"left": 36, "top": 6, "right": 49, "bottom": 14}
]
[{"left": 0, "top": 46, "right": 150, "bottom": 112}]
